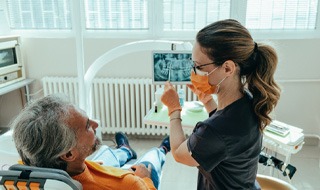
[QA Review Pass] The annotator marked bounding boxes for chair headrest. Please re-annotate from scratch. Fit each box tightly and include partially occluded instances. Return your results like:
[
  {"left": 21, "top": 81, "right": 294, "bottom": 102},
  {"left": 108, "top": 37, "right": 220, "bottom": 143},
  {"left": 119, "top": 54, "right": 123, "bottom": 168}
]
[{"left": 0, "top": 164, "right": 83, "bottom": 190}]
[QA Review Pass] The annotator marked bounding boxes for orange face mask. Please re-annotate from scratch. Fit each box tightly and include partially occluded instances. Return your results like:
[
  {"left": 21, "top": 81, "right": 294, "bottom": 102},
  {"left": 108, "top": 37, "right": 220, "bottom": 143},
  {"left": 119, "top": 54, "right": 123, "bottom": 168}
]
[{"left": 190, "top": 67, "right": 226, "bottom": 94}]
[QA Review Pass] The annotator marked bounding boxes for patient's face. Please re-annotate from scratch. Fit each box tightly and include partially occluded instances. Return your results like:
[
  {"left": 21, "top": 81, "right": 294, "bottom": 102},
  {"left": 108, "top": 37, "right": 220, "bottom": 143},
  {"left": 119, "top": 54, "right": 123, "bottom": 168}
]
[{"left": 68, "top": 108, "right": 101, "bottom": 161}]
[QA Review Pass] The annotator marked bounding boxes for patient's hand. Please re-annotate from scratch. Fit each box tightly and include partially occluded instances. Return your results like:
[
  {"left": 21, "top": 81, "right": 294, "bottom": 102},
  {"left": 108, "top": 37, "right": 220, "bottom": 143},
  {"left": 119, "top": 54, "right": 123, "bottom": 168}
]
[{"left": 130, "top": 164, "right": 152, "bottom": 178}]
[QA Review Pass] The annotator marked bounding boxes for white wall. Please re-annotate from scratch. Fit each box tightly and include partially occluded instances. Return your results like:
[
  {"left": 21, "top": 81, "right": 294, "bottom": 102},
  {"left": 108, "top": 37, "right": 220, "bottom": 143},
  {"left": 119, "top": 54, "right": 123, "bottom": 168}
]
[{"left": 273, "top": 39, "right": 320, "bottom": 135}]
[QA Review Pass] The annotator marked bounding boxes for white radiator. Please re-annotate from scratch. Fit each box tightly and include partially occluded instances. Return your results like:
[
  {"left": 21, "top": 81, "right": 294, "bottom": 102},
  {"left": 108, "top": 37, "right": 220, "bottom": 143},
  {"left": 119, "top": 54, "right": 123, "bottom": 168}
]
[{"left": 42, "top": 76, "right": 197, "bottom": 136}]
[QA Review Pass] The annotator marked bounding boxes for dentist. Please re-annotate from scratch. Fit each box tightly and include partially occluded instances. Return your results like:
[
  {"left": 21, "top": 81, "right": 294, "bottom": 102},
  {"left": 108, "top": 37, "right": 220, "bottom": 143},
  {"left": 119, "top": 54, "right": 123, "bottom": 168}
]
[{"left": 161, "top": 19, "right": 281, "bottom": 190}]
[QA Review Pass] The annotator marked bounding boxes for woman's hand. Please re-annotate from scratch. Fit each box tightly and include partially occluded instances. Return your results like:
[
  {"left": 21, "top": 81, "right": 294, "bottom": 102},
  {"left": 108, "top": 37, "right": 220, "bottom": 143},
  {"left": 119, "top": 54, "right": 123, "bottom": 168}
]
[
  {"left": 187, "top": 84, "right": 217, "bottom": 113},
  {"left": 131, "top": 164, "right": 152, "bottom": 178},
  {"left": 161, "top": 81, "right": 182, "bottom": 116},
  {"left": 187, "top": 84, "right": 213, "bottom": 104}
]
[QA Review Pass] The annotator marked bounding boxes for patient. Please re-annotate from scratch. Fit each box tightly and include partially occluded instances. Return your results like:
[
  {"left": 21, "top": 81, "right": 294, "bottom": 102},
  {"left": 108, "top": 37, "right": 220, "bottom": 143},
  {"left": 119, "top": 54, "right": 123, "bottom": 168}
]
[{"left": 11, "top": 94, "right": 170, "bottom": 190}]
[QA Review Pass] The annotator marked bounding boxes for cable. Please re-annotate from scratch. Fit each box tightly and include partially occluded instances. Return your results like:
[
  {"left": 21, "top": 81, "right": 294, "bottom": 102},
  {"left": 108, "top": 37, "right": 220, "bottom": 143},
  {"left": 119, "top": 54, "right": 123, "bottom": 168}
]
[{"left": 25, "top": 88, "right": 43, "bottom": 97}]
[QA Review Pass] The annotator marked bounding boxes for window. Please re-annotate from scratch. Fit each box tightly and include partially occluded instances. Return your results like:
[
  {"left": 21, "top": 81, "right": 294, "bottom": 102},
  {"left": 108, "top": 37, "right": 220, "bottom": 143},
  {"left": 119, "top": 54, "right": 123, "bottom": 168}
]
[
  {"left": 162, "top": 0, "right": 230, "bottom": 31},
  {"left": 246, "top": 0, "right": 318, "bottom": 29},
  {"left": 6, "top": 0, "right": 71, "bottom": 29},
  {"left": 4, "top": 0, "right": 320, "bottom": 39},
  {"left": 84, "top": 0, "right": 148, "bottom": 30}
]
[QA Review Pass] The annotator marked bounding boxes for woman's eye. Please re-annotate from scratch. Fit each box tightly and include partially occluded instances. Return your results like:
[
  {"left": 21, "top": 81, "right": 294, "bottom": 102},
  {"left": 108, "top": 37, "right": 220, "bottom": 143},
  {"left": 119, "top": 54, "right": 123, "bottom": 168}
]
[{"left": 86, "top": 122, "right": 91, "bottom": 130}]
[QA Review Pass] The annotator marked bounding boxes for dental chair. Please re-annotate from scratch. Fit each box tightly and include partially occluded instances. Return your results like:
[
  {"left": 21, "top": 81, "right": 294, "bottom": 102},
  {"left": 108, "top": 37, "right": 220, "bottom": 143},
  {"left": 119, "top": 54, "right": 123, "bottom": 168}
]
[
  {"left": 256, "top": 174, "right": 297, "bottom": 190},
  {"left": 0, "top": 164, "right": 82, "bottom": 190}
]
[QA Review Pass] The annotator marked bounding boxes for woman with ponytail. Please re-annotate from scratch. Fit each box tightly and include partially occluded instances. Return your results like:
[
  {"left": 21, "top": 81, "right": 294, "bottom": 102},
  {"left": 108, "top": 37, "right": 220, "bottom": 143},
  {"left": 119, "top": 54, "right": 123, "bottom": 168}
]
[{"left": 161, "top": 19, "right": 281, "bottom": 190}]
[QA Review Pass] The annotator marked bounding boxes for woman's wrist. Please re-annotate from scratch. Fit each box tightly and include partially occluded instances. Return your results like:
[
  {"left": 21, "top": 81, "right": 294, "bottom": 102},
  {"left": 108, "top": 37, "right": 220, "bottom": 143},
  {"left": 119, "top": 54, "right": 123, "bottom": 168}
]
[
  {"left": 169, "top": 110, "right": 181, "bottom": 120},
  {"left": 204, "top": 99, "right": 217, "bottom": 113},
  {"left": 170, "top": 117, "right": 182, "bottom": 122}
]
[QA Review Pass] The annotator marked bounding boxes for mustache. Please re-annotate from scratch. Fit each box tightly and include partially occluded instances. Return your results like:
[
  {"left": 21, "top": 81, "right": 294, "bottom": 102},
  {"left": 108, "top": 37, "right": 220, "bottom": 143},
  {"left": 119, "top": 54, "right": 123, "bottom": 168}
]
[{"left": 93, "top": 135, "right": 102, "bottom": 152}]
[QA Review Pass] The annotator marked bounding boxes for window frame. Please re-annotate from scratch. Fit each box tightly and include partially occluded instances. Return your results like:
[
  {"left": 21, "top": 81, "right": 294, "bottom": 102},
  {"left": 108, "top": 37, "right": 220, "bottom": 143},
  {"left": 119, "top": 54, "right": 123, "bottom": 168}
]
[{"left": 3, "top": 0, "right": 320, "bottom": 40}]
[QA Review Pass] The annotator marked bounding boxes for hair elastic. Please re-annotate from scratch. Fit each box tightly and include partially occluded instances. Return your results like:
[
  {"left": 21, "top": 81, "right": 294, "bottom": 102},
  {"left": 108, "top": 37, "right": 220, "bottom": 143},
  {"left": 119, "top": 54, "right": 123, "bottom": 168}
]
[{"left": 254, "top": 42, "right": 258, "bottom": 53}]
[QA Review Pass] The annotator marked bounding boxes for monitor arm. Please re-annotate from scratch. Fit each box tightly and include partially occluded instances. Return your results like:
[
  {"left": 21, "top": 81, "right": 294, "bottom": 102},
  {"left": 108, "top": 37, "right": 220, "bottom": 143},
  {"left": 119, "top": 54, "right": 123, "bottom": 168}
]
[{"left": 82, "top": 40, "right": 193, "bottom": 117}]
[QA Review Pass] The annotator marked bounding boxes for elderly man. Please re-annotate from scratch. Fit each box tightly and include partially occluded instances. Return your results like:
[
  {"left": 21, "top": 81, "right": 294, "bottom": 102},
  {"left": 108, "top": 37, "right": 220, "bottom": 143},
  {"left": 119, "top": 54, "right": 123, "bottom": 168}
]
[{"left": 11, "top": 94, "right": 170, "bottom": 190}]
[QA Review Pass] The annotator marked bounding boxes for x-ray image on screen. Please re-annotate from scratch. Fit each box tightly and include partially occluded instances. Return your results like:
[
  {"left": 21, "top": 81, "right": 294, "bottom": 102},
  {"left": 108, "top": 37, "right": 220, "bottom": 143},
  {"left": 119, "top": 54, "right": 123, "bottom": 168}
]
[
  {"left": 0, "top": 48, "right": 16, "bottom": 68},
  {"left": 152, "top": 51, "right": 193, "bottom": 84}
]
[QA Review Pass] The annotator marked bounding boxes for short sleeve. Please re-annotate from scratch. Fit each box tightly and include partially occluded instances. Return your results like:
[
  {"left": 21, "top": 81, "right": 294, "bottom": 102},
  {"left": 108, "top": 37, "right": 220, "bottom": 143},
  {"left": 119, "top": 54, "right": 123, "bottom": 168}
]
[{"left": 187, "top": 122, "right": 227, "bottom": 172}]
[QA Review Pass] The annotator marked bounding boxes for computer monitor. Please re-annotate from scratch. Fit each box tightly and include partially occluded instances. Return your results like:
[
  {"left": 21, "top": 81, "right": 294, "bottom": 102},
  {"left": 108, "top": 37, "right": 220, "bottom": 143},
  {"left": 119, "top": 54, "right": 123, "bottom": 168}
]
[
  {"left": 0, "top": 36, "right": 25, "bottom": 88},
  {"left": 152, "top": 50, "right": 193, "bottom": 84}
]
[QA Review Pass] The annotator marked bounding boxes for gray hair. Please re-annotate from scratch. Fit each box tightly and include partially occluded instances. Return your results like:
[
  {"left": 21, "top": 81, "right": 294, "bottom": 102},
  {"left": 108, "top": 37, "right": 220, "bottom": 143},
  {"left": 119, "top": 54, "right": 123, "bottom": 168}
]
[{"left": 11, "top": 94, "right": 77, "bottom": 171}]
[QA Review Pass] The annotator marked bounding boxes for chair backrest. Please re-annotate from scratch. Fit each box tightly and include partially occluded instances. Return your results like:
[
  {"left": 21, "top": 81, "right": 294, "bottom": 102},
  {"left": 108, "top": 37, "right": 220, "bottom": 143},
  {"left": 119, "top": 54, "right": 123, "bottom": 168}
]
[
  {"left": 0, "top": 164, "right": 82, "bottom": 190},
  {"left": 256, "top": 174, "right": 297, "bottom": 190}
]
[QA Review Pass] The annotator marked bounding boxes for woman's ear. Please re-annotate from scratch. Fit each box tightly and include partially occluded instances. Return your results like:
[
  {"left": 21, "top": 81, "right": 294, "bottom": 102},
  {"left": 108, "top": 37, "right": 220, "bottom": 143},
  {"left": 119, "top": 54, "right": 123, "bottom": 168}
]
[
  {"left": 60, "top": 150, "right": 77, "bottom": 162},
  {"left": 222, "top": 60, "right": 237, "bottom": 76}
]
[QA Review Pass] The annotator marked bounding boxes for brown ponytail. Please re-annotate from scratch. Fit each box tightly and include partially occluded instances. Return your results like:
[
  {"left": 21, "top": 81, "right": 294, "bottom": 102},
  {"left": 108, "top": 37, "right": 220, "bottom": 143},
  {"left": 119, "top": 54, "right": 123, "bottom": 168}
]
[{"left": 246, "top": 44, "right": 281, "bottom": 130}]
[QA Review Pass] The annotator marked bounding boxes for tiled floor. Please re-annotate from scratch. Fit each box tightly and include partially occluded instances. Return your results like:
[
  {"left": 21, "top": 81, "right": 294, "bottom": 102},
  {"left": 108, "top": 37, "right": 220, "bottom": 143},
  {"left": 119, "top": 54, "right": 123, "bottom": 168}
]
[{"left": 103, "top": 135, "right": 320, "bottom": 190}]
